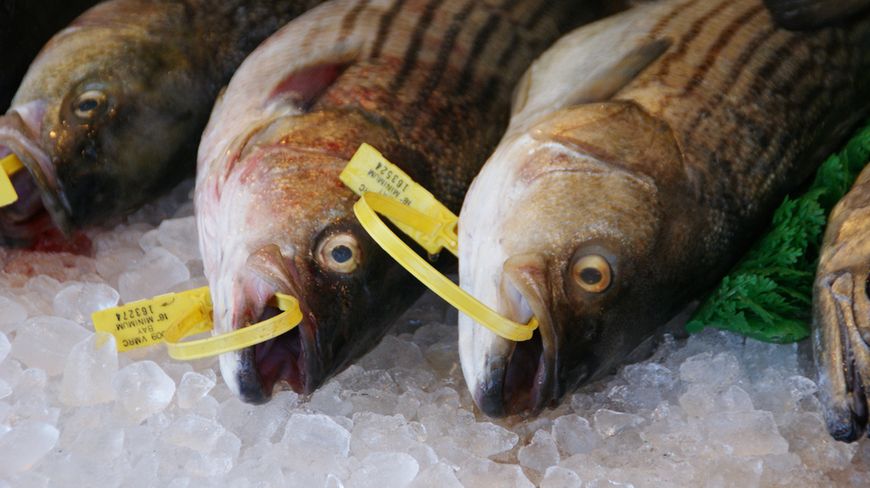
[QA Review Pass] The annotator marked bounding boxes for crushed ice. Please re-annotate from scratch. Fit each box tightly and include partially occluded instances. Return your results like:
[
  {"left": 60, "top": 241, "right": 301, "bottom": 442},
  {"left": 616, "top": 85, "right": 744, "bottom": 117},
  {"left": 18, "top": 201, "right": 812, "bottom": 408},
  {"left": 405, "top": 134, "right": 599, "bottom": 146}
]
[{"left": 0, "top": 180, "right": 867, "bottom": 487}]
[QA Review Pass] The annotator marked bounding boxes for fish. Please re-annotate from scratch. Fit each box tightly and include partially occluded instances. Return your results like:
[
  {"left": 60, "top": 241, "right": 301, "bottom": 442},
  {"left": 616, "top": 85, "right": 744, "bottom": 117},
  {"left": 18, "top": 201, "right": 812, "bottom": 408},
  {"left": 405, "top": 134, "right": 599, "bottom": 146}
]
[
  {"left": 195, "top": 0, "right": 621, "bottom": 403},
  {"left": 0, "top": 0, "right": 100, "bottom": 111},
  {"left": 457, "top": 0, "right": 870, "bottom": 417},
  {"left": 0, "top": 0, "right": 324, "bottom": 247},
  {"left": 813, "top": 162, "right": 870, "bottom": 441}
]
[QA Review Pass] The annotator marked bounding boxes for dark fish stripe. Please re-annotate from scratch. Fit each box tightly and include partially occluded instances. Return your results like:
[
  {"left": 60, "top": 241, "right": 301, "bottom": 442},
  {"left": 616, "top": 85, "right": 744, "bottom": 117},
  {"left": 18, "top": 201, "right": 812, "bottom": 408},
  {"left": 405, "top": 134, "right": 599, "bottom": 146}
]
[
  {"left": 338, "top": 0, "right": 370, "bottom": 43},
  {"left": 523, "top": 0, "right": 552, "bottom": 29},
  {"left": 683, "top": 25, "right": 779, "bottom": 145},
  {"left": 389, "top": 0, "right": 445, "bottom": 93},
  {"left": 656, "top": 0, "right": 732, "bottom": 79},
  {"left": 681, "top": 3, "right": 765, "bottom": 97},
  {"left": 455, "top": 10, "right": 502, "bottom": 93},
  {"left": 370, "top": 0, "right": 408, "bottom": 59},
  {"left": 649, "top": 0, "right": 702, "bottom": 38},
  {"left": 402, "top": 0, "right": 477, "bottom": 127}
]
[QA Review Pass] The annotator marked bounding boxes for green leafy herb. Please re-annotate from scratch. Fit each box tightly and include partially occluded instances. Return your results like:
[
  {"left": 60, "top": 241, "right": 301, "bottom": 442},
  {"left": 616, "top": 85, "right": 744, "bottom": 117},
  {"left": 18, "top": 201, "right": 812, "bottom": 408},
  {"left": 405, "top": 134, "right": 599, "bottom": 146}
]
[{"left": 686, "top": 124, "right": 870, "bottom": 343}]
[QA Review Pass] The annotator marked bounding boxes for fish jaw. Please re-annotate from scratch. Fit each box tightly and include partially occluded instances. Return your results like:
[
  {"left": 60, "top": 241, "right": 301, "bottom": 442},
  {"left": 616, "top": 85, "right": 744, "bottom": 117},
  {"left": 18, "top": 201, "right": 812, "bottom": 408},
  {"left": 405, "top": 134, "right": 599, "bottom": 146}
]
[
  {"left": 813, "top": 270, "right": 870, "bottom": 441},
  {"left": 459, "top": 251, "right": 560, "bottom": 417},
  {"left": 0, "top": 103, "right": 73, "bottom": 243},
  {"left": 213, "top": 243, "right": 319, "bottom": 403}
]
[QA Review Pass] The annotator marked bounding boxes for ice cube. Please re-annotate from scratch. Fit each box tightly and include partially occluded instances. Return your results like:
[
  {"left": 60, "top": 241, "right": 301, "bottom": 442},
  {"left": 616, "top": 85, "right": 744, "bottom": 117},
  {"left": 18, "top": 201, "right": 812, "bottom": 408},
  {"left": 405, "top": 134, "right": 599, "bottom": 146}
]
[
  {"left": 0, "top": 296, "right": 27, "bottom": 330},
  {"left": 700, "top": 410, "right": 789, "bottom": 457},
  {"left": 163, "top": 414, "right": 226, "bottom": 452},
  {"left": 52, "top": 282, "right": 119, "bottom": 326},
  {"left": 0, "top": 421, "right": 59, "bottom": 474},
  {"left": 176, "top": 370, "right": 216, "bottom": 409},
  {"left": 518, "top": 430, "right": 560, "bottom": 473},
  {"left": 541, "top": 467, "right": 582, "bottom": 488},
  {"left": 358, "top": 336, "right": 424, "bottom": 371},
  {"left": 308, "top": 381, "right": 353, "bottom": 417},
  {"left": 454, "top": 421, "right": 518, "bottom": 458},
  {"left": 60, "top": 333, "right": 118, "bottom": 406},
  {"left": 409, "top": 463, "right": 462, "bottom": 488},
  {"left": 593, "top": 409, "right": 644, "bottom": 437},
  {"left": 0, "top": 332, "right": 10, "bottom": 364},
  {"left": 11, "top": 316, "right": 90, "bottom": 375},
  {"left": 346, "top": 452, "right": 418, "bottom": 488},
  {"left": 679, "top": 352, "right": 740, "bottom": 387},
  {"left": 552, "top": 415, "right": 599, "bottom": 455},
  {"left": 281, "top": 413, "right": 351, "bottom": 457},
  {"left": 455, "top": 458, "right": 533, "bottom": 488},
  {"left": 113, "top": 360, "right": 176, "bottom": 423},
  {"left": 154, "top": 217, "right": 200, "bottom": 262},
  {"left": 118, "top": 247, "right": 190, "bottom": 302}
]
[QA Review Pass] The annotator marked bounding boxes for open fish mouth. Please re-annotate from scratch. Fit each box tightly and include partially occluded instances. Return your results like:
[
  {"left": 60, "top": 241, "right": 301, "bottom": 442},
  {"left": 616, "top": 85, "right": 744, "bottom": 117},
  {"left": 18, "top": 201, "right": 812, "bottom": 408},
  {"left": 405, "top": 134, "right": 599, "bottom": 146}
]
[
  {"left": 471, "top": 267, "right": 558, "bottom": 417},
  {"left": 814, "top": 271, "right": 870, "bottom": 441},
  {"left": 0, "top": 110, "right": 71, "bottom": 242},
  {"left": 219, "top": 245, "right": 320, "bottom": 404}
]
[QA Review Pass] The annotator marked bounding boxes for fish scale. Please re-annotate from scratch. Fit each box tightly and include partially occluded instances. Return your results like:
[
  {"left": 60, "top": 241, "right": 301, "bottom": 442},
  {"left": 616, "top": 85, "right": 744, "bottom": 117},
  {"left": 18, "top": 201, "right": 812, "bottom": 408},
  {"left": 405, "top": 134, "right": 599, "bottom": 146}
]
[
  {"left": 456, "top": 0, "right": 870, "bottom": 417},
  {"left": 196, "top": 0, "right": 622, "bottom": 402}
]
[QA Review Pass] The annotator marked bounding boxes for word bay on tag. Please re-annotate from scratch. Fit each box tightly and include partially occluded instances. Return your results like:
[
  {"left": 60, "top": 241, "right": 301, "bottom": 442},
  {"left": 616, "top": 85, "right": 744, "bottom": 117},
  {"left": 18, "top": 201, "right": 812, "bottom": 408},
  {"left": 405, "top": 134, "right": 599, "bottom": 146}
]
[{"left": 91, "top": 287, "right": 212, "bottom": 351}]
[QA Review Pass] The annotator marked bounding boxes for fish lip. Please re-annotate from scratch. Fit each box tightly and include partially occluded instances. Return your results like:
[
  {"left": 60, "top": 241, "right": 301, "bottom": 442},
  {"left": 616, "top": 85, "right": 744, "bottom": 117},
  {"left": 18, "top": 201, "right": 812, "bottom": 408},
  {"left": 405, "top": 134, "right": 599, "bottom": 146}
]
[
  {"left": 224, "top": 249, "right": 320, "bottom": 403},
  {"left": 0, "top": 111, "right": 72, "bottom": 235},
  {"left": 473, "top": 257, "right": 557, "bottom": 417},
  {"left": 814, "top": 271, "right": 870, "bottom": 441}
]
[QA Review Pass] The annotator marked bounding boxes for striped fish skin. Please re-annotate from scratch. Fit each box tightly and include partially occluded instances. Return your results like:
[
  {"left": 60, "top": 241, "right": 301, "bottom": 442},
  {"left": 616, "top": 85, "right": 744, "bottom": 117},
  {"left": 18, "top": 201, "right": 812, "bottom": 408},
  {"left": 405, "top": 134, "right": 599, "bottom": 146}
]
[
  {"left": 196, "top": 0, "right": 616, "bottom": 403},
  {"left": 458, "top": 0, "right": 870, "bottom": 417},
  {"left": 814, "top": 165, "right": 870, "bottom": 441},
  {"left": 0, "top": 0, "right": 323, "bottom": 246}
]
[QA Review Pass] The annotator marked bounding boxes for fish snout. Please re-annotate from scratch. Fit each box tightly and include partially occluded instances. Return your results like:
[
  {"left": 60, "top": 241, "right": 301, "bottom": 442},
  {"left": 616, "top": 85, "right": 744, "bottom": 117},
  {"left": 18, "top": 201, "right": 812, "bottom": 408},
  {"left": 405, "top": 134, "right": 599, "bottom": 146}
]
[
  {"left": 461, "top": 253, "right": 557, "bottom": 417},
  {"left": 219, "top": 244, "right": 316, "bottom": 403},
  {"left": 813, "top": 270, "right": 870, "bottom": 441}
]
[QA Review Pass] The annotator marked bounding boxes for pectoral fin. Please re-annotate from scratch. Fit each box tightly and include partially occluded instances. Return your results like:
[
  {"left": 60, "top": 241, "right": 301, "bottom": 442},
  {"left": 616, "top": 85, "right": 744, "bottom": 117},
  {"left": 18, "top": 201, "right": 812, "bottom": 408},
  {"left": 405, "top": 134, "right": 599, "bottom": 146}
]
[{"left": 763, "top": 0, "right": 870, "bottom": 30}]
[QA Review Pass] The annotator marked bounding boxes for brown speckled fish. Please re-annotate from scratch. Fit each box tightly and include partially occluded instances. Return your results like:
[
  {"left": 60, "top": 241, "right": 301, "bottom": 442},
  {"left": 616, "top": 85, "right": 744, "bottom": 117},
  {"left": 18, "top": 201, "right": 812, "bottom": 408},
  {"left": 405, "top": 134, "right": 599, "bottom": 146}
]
[
  {"left": 0, "top": 0, "right": 323, "bottom": 246},
  {"left": 196, "top": 0, "right": 620, "bottom": 403},
  {"left": 814, "top": 162, "right": 870, "bottom": 442},
  {"left": 457, "top": 0, "right": 870, "bottom": 417}
]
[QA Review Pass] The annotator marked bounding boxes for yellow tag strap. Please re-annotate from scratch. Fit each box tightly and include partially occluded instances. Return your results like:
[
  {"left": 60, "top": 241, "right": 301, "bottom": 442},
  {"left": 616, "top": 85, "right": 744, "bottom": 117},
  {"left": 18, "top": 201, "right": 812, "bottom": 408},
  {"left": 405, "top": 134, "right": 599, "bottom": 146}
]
[
  {"left": 354, "top": 193, "right": 538, "bottom": 342},
  {"left": 340, "top": 144, "right": 459, "bottom": 255},
  {"left": 164, "top": 293, "right": 303, "bottom": 361},
  {"left": 0, "top": 153, "right": 24, "bottom": 206}
]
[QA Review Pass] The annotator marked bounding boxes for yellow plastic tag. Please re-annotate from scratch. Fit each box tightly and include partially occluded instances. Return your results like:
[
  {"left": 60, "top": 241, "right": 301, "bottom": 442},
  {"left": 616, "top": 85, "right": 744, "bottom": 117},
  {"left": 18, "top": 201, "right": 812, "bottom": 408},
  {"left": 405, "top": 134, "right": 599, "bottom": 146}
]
[
  {"left": 0, "top": 153, "right": 24, "bottom": 207},
  {"left": 340, "top": 143, "right": 458, "bottom": 256},
  {"left": 92, "top": 287, "right": 304, "bottom": 360},
  {"left": 164, "top": 292, "right": 302, "bottom": 361},
  {"left": 92, "top": 287, "right": 213, "bottom": 352}
]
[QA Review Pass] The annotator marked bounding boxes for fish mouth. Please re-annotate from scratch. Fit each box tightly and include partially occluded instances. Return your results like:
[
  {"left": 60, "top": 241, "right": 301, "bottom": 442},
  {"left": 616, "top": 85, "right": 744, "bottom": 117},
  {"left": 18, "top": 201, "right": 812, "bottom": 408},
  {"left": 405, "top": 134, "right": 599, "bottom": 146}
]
[
  {"left": 467, "top": 253, "right": 558, "bottom": 417},
  {"left": 814, "top": 271, "right": 870, "bottom": 441},
  {"left": 0, "top": 108, "right": 72, "bottom": 243},
  {"left": 219, "top": 245, "right": 319, "bottom": 404}
]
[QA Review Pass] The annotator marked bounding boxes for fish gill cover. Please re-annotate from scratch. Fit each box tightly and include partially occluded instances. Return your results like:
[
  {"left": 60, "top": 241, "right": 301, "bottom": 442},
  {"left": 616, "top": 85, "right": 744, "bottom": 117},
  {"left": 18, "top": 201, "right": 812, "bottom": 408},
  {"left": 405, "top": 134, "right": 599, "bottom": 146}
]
[{"left": 687, "top": 122, "right": 870, "bottom": 343}]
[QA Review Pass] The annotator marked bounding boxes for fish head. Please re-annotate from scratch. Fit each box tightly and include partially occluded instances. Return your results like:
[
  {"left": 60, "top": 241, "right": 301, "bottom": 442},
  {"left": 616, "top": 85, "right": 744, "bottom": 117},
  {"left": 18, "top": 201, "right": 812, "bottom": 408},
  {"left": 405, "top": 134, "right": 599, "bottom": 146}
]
[
  {"left": 812, "top": 182, "right": 870, "bottom": 441},
  {"left": 0, "top": 5, "right": 203, "bottom": 241},
  {"left": 459, "top": 102, "right": 690, "bottom": 416},
  {"left": 203, "top": 110, "right": 422, "bottom": 403}
]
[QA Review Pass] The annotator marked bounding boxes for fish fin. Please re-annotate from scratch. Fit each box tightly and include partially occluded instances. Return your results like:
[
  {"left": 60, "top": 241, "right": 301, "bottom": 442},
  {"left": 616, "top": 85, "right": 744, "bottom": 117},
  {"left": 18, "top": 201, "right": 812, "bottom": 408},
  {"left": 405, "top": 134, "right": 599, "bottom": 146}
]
[
  {"left": 268, "top": 61, "right": 352, "bottom": 112},
  {"left": 763, "top": 0, "right": 870, "bottom": 30},
  {"left": 509, "top": 2, "right": 673, "bottom": 130},
  {"left": 562, "top": 38, "right": 671, "bottom": 105}
]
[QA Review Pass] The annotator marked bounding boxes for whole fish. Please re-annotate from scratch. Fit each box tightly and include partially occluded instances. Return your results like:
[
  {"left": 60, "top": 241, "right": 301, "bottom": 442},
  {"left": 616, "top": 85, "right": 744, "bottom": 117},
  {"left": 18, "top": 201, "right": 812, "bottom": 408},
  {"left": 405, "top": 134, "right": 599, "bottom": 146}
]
[
  {"left": 0, "top": 0, "right": 100, "bottom": 111},
  {"left": 196, "top": 0, "right": 618, "bottom": 403},
  {"left": 814, "top": 162, "right": 870, "bottom": 441},
  {"left": 457, "top": 0, "right": 870, "bottom": 416},
  {"left": 0, "top": 0, "right": 323, "bottom": 246}
]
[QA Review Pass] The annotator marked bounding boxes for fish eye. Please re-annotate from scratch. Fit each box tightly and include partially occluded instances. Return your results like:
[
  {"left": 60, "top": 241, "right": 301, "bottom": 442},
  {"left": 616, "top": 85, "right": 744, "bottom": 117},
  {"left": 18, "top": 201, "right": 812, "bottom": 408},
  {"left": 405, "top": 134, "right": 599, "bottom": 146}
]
[
  {"left": 316, "top": 233, "right": 361, "bottom": 274},
  {"left": 73, "top": 90, "right": 107, "bottom": 119},
  {"left": 572, "top": 254, "right": 612, "bottom": 293}
]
